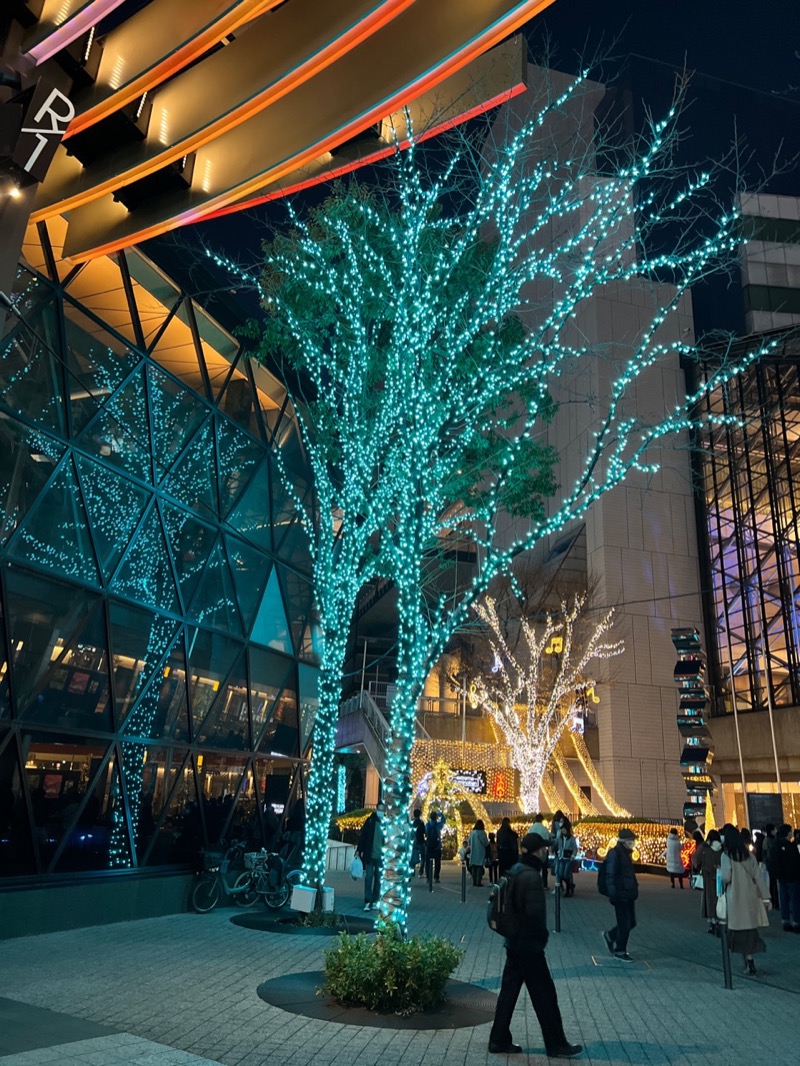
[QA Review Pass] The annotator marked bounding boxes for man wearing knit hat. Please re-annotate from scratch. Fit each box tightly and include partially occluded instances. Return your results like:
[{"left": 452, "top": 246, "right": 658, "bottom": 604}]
[
  {"left": 602, "top": 828, "right": 640, "bottom": 962},
  {"left": 488, "top": 832, "right": 582, "bottom": 1058}
]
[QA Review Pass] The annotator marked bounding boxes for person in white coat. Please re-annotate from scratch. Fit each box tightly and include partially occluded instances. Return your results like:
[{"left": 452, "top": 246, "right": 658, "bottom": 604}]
[
  {"left": 720, "top": 825, "right": 768, "bottom": 975},
  {"left": 468, "top": 819, "right": 490, "bottom": 887},
  {"left": 665, "top": 828, "right": 686, "bottom": 889}
]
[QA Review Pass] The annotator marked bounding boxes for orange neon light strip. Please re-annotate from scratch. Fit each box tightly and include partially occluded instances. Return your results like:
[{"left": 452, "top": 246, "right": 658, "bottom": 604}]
[
  {"left": 34, "top": 0, "right": 414, "bottom": 219},
  {"left": 63, "top": 0, "right": 557, "bottom": 261},
  {"left": 63, "top": 0, "right": 283, "bottom": 138},
  {"left": 203, "top": 83, "right": 527, "bottom": 220}
]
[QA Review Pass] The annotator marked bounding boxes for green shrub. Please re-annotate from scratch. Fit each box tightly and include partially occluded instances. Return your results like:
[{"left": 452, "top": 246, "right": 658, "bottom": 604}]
[{"left": 320, "top": 930, "right": 462, "bottom": 1015}]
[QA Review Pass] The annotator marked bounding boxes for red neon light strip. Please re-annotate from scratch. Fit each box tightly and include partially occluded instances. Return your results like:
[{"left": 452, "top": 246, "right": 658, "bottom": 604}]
[{"left": 203, "top": 83, "right": 526, "bottom": 220}]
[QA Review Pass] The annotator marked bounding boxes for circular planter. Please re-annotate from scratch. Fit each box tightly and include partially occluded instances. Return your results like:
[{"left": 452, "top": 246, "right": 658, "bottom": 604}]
[
  {"left": 257, "top": 971, "right": 497, "bottom": 1030},
  {"left": 230, "top": 912, "right": 375, "bottom": 935}
]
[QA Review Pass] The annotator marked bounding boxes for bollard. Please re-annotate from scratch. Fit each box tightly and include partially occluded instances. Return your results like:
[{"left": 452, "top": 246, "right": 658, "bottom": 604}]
[
  {"left": 554, "top": 882, "right": 562, "bottom": 932},
  {"left": 719, "top": 920, "right": 733, "bottom": 989},
  {"left": 461, "top": 862, "right": 467, "bottom": 902}
]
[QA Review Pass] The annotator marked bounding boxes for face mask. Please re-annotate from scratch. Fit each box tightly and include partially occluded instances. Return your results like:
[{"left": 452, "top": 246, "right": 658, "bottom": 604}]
[{"left": 376, "top": 810, "right": 384, "bottom": 821}]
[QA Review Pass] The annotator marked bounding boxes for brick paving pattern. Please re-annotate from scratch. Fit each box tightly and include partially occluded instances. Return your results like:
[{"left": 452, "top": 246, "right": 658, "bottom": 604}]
[{"left": 1, "top": 865, "right": 798, "bottom": 1064}]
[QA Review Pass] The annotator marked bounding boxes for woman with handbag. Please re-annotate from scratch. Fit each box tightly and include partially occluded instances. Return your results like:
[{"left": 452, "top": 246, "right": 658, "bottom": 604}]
[{"left": 719, "top": 825, "right": 768, "bottom": 975}]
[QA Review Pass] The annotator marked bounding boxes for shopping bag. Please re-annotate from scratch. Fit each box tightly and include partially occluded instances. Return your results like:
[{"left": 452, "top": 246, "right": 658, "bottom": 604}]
[
  {"left": 690, "top": 873, "right": 703, "bottom": 890},
  {"left": 715, "top": 892, "right": 727, "bottom": 921},
  {"left": 349, "top": 855, "right": 364, "bottom": 880}
]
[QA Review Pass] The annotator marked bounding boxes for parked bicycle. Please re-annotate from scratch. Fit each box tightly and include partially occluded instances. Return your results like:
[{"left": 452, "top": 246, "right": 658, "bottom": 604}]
[
  {"left": 191, "top": 841, "right": 259, "bottom": 913},
  {"left": 240, "top": 839, "right": 304, "bottom": 909}
]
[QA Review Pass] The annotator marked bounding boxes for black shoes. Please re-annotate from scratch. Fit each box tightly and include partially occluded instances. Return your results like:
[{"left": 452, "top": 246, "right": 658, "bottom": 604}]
[
  {"left": 488, "top": 1041, "right": 522, "bottom": 1054},
  {"left": 745, "top": 958, "right": 757, "bottom": 976},
  {"left": 549, "top": 1044, "right": 584, "bottom": 1059}
]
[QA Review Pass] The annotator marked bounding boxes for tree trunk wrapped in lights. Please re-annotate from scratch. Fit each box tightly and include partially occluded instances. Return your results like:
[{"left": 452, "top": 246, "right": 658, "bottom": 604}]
[
  {"left": 472, "top": 594, "right": 623, "bottom": 814},
  {"left": 215, "top": 67, "right": 778, "bottom": 928}
]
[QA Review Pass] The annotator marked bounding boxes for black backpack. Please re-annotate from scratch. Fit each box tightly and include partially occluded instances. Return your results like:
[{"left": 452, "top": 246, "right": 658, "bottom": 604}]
[
  {"left": 487, "top": 870, "right": 521, "bottom": 936},
  {"left": 597, "top": 858, "right": 609, "bottom": 896}
]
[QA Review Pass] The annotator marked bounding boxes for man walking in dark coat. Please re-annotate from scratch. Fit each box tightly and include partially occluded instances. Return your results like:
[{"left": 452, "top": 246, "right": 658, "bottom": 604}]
[
  {"left": 357, "top": 802, "right": 385, "bottom": 911},
  {"left": 602, "top": 827, "right": 639, "bottom": 961},
  {"left": 489, "top": 833, "right": 583, "bottom": 1059}
]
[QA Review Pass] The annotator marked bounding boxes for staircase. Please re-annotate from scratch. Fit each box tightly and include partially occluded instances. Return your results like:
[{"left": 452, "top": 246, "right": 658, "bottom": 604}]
[{"left": 335, "top": 691, "right": 431, "bottom": 777}]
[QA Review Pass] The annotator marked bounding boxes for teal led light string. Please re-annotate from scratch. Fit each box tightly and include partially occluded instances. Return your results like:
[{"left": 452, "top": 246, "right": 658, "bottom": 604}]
[{"left": 202, "top": 77, "right": 774, "bottom": 928}]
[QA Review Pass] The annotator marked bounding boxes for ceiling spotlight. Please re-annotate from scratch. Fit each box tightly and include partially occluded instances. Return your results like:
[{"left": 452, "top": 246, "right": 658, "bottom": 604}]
[{"left": 8, "top": 185, "right": 21, "bottom": 200}]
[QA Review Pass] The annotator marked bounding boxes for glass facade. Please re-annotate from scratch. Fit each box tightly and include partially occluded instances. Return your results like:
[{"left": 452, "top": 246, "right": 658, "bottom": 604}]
[
  {"left": 693, "top": 331, "right": 800, "bottom": 715},
  {"left": 0, "top": 250, "right": 318, "bottom": 880}
]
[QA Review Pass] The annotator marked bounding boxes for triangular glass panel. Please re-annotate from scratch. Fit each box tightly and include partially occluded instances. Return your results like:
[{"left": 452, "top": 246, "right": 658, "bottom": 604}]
[
  {"left": 21, "top": 733, "right": 113, "bottom": 873},
  {"left": 7, "top": 457, "right": 101, "bottom": 587},
  {"left": 218, "top": 368, "right": 262, "bottom": 439},
  {"left": 258, "top": 677, "right": 299, "bottom": 758},
  {"left": 64, "top": 311, "right": 141, "bottom": 434},
  {"left": 0, "top": 295, "right": 66, "bottom": 433},
  {"left": 195, "top": 752, "right": 250, "bottom": 847},
  {"left": 278, "top": 569, "right": 315, "bottom": 657},
  {"left": 161, "top": 503, "right": 216, "bottom": 613},
  {"left": 271, "top": 456, "right": 314, "bottom": 574},
  {"left": 77, "top": 366, "right": 152, "bottom": 483},
  {"left": 248, "top": 646, "right": 294, "bottom": 742},
  {"left": 186, "top": 538, "right": 242, "bottom": 636},
  {"left": 75, "top": 454, "right": 150, "bottom": 579},
  {"left": 216, "top": 413, "right": 260, "bottom": 518},
  {"left": 4, "top": 568, "right": 110, "bottom": 728},
  {"left": 227, "top": 456, "right": 271, "bottom": 550},
  {"left": 122, "top": 743, "right": 193, "bottom": 865},
  {"left": 110, "top": 505, "right": 179, "bottom": 614},
  {"left": 186, "top": 628, "right": 244, "bottom": 739},
  {"left": 108, "top": 602, "right": 180, "bottom": 733},
  {"left": 0, "top": 733, "right": 36, "bottom": 875},
  {"left": 194, "top": 647, "right": 250, "bottom": 749},
  {"left": 297, "top": 663, "right": 318, "bottom": 754},
  {"left": 250, "top": 568, "right": 292, "bottom": 652},
  {"left": 255, "top": 756, "right": 294, "bottom": 811},
  {"left": 161, "top": 419, "right": 218, "bottom": 521},
  {"left": 148, "top": 365, "right": 207, "bottom": 482},
  {"left": 225, "top": 534, "right": 269, "bottom": 635},
  {"left": 0, "top": 416, "right": 64, "bottom": 548}
]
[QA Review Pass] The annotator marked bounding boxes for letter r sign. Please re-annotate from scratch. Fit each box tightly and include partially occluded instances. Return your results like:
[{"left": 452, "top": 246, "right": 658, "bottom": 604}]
[{"left": 12, "top": 80, "right": 75, "bottom": 184}]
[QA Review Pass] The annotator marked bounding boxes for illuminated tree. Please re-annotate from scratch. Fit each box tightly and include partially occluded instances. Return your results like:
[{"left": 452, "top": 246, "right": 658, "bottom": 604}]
[
  {"left": 471, "top": 593, "right": 624, "bottom": 815},
  {"left": 218, "top": 69, "right": 777, "bottom": 928}
]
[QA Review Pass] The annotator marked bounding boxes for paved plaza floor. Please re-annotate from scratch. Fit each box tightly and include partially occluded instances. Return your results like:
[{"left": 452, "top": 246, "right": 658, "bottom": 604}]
[{"left": 1, "top": 864, "right": 798, "bottom": 1065}]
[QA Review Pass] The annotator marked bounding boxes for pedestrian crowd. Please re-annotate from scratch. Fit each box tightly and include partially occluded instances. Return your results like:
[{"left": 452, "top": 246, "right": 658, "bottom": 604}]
[{"left": 352, "top": 803, "right": 800, "bottom": 1058}]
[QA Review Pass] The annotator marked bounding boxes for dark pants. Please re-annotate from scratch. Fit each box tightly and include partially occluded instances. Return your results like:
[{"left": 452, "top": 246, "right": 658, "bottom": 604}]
[
  {"left": 779, "top": 880, "right": 800, "bottom": 926},
  {"left": 609, "top": 900, "right": 637, "bottom": 952},
  {"left": 490, "top": 948, "right": 567, "bottom": 1054},
  {"left": 498, "top": 850, "right": 517, "bottom": 876},
  {"left": 471, "top": 864, "right": 485, "bottom": 886},
  {"left": 411, "top": 844, "right": 426, "bottom": 876},
  {"left": 488, "top": 861, "right": 500, "bottom": 884},
  {"left": 426, "top": 850, "right": 442, "bottom": 881},
  {"left": 364, "top": 861, "right": 381, "bottom": 904}
]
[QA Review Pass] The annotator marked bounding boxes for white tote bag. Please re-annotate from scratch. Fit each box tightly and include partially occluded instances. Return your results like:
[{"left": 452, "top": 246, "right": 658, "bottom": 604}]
[{"left": 349, "top": 855, "right": 364, "bottom": 880}]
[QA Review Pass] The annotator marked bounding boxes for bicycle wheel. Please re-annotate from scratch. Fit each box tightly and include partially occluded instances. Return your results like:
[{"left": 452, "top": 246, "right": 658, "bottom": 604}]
[
  {"left": 232, "top": 870, "right": 259, "bottom": 907},
  {"left": 191, "top": 875, "right": 221, "bottom": 913},
  {"left": 263, "top": 882, "right": 290, "bottom": 909}
]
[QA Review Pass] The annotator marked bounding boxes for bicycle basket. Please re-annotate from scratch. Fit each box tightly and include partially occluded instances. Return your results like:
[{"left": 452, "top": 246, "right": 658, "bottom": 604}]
[
  {"left": 201, "top": 851, "right": 224, "bottom": 871},
  {"left": 244, "top": 850, "right": 268, "bottom": 870}
]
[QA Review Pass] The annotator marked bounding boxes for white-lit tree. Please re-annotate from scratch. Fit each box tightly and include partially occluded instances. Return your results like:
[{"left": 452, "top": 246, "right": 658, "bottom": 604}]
[
  {"left": 218, "top": 68, "right": 778, "bottom": 929},
  {"left": 471, "top": 593, "right": 623, "bottom": 815}
]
